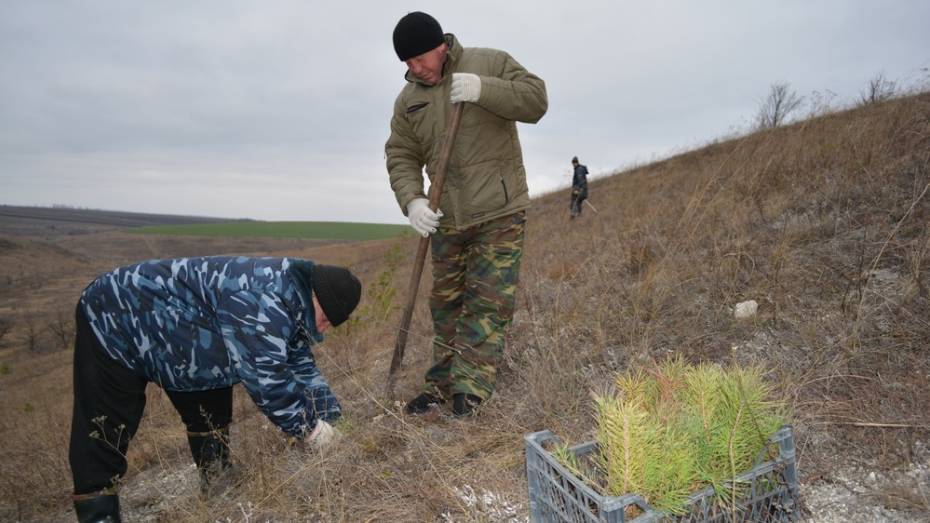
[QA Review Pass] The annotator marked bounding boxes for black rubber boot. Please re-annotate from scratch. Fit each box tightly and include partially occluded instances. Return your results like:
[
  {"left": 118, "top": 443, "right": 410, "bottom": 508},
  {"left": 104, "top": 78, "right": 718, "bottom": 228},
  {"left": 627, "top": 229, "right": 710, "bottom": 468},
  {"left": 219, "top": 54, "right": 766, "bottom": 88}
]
[
  {"left": 187, "top": 427, "right": 233, "bottom": 495},
  {"left": 73, "top": 494, "right": 121, "bottom": 523},
  {"left": 452, "top": 393, "right": 483, "bottom": 417},
  {"left": 404, "top": 392, "right": 444, "bottom": 414}
]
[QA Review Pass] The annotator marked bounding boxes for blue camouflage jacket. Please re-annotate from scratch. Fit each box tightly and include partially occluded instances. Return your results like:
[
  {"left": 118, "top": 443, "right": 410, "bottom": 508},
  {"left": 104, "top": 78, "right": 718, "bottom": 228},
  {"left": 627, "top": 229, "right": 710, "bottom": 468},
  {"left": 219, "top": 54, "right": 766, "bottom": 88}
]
[{"left": 79, "top": 256, "right": 340, "bottom": 436}]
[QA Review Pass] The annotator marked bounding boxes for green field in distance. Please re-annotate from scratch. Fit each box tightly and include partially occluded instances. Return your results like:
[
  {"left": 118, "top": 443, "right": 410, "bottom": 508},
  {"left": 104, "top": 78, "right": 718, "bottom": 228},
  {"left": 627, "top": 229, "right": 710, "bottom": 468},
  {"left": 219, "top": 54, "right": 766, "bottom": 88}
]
[{"left": 136, "top": 221, "right": 409, "bottom": 241}]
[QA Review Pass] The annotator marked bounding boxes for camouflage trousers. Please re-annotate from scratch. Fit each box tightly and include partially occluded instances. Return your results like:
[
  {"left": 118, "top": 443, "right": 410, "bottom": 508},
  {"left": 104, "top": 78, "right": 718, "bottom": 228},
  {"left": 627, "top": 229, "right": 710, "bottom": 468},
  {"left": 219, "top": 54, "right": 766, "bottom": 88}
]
[{"left": 423, "top": 211, "right": 526, "bottom": 402}]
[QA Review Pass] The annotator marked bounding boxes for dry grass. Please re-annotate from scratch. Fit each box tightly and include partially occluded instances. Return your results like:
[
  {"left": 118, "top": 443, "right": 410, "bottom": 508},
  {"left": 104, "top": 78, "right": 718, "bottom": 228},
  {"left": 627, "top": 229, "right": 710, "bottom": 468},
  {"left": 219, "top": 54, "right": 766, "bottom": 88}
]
[{"left": 1, "top": 93, "right": 929, "bottom": 521}]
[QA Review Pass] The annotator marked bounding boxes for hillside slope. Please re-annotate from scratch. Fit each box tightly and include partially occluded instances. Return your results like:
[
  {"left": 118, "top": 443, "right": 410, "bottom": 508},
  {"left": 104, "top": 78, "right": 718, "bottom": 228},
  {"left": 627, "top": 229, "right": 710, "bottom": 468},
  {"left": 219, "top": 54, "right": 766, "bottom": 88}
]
[{"left": 1, "top": 93, "right": 928, "bottom": 521}]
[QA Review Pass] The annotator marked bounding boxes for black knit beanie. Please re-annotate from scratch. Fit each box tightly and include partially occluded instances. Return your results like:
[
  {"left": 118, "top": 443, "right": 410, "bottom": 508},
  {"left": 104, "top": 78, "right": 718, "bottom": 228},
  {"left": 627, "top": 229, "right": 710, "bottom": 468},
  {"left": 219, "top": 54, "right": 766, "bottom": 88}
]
[
  {"left": 393, "top": 11, "right": 444, "bottom": 61},
  {"left": 312, "top": 265, "right": 361, "bottom": 327}
]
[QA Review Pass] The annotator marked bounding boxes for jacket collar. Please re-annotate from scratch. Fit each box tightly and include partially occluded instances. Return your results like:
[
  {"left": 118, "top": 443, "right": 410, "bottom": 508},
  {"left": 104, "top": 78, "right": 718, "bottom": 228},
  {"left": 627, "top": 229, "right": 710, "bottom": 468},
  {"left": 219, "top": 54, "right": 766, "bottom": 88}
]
[
  {"left": 288, "top": 260, "right": 324, "bottom": 345},
  {"left": 404, "top": 33, "right": 462, "bottom": 87}
]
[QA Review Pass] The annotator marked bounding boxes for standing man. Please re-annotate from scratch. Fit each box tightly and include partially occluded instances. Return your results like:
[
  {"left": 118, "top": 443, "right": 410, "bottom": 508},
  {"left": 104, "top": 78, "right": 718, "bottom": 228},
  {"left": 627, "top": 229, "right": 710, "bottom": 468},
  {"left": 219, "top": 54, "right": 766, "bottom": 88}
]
[
  {"left": 385, "top": 12, "right": 547, "bottom": 417},
  {"left": 69, "top": 256, "right": 361, "bottom": 522},
  {"left": 570, "top": 156, "right": 589, "bottom": 219}
]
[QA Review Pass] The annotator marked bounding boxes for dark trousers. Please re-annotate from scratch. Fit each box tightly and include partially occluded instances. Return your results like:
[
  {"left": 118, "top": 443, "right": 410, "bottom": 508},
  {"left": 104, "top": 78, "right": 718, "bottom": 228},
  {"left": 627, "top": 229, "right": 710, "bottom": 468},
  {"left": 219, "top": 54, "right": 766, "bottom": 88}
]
[
  {"left": 69, "top": 305, "right": 233, "bottom": 495},
  {"left": 570, "top": 188, "right": 587, "bottom": 218}
]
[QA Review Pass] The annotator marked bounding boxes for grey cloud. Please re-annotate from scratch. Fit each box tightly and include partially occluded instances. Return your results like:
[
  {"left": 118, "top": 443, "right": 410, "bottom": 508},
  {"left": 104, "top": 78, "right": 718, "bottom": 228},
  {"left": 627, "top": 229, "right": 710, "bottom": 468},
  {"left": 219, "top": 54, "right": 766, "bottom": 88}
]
[{"left": 2, "top": 2, "right": 928, "bottom": 221}]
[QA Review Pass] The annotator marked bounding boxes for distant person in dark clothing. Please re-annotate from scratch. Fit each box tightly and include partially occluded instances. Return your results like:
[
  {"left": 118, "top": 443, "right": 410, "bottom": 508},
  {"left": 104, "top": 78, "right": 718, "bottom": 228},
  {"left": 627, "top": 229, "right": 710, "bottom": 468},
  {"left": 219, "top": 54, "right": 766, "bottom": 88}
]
[{"left": 570, "top": 156, "right": 589, "bottom": 219}]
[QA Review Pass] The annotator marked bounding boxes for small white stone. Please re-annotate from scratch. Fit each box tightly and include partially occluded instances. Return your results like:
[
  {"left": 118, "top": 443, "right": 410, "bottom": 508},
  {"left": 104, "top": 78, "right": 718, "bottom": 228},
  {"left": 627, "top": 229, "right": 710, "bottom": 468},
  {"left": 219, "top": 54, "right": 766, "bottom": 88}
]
[{"left": 734, "top": 300, "right": 759, "bottom": 319}]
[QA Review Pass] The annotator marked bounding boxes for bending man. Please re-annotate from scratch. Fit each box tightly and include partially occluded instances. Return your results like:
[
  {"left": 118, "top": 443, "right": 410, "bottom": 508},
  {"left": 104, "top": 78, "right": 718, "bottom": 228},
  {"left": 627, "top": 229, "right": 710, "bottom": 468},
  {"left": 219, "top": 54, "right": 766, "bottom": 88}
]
[{"left": 69, "top": 256, "right": 361, "bottom": 522}]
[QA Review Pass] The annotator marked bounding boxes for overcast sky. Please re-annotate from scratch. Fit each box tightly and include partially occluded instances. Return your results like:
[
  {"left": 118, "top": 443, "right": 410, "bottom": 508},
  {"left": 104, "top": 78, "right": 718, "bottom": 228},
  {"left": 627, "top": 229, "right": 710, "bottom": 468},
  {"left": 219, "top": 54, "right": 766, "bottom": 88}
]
[{"left": 2, "top": 2, "right": 928, "bottom": 223}]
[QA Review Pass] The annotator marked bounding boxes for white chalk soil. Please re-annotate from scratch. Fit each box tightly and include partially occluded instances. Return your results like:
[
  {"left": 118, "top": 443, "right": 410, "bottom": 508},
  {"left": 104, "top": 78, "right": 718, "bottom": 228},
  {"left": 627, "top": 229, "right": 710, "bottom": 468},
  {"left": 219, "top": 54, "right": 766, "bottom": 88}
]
[
  {"left": 51, "top": 444, "right": 928, "bottom": 522},
  {"left": 444, "top": 445, "right": 929, "bottom": 522},
  {"left": 802, "top": 441, "right": 929, "bottom": 522}
]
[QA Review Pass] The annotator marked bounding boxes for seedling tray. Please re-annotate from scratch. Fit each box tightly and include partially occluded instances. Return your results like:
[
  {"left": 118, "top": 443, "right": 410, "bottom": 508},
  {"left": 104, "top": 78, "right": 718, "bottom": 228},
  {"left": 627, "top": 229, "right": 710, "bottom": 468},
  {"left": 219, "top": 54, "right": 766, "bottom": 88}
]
[{"left": 524, "top": 426, "right": 799, "bottom": 522}]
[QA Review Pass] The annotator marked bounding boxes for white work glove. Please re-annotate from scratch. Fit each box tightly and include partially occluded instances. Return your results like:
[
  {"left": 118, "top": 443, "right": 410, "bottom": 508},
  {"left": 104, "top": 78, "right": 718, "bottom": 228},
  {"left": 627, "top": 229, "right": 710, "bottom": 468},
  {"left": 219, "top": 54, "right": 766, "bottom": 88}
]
[
  {"left": 450, "top": 73, "right": 481, "bottom": 104},
  {"left": 304, "top": 420, "right": 338, "bottom": 449},
  {"left": 406, "top": 197, "right": 442, "bottom": 237}
]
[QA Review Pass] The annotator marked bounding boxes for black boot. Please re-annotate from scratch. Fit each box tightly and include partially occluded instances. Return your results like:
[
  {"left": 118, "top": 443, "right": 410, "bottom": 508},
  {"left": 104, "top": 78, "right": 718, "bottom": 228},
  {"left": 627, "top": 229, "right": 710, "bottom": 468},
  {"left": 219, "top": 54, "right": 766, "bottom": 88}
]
[
  {"left": 452, "top": 393, "right": 483, "bottom": 417},
  {"left": 187, "top": 427, "right": 233, "bottom": 495},
  {"left": 404, "top": 392, "right": 444, "bottom": 414},
  {"left": 73, "top": 494, "right": 121, "bottom": 523}
]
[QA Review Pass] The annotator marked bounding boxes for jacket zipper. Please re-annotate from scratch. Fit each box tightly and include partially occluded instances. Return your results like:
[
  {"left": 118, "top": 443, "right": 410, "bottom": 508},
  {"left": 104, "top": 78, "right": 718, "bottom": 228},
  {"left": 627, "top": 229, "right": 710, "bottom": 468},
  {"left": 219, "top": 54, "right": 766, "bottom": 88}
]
[{"left": 499, "top": 174, "right": 509, "bottom": 202}]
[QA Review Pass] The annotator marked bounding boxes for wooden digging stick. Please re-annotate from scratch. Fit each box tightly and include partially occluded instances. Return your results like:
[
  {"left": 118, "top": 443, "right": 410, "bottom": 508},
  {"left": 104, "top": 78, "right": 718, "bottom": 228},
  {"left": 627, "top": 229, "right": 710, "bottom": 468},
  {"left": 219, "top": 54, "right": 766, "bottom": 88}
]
[
  {"left": 583, "top": 199, "right": 599, "bottom": 214},
  {"left": 386, "top": 102, "right": 465, "bottom": 398}
]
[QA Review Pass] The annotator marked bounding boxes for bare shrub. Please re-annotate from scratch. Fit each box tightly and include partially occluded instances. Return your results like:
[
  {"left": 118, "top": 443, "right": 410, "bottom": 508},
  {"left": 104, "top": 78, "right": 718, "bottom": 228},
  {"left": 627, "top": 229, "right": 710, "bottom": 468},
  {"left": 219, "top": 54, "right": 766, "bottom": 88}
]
[
  {"left": 0, "top": 317, "right": 10, "bottom": 346},
  {"left": 860, "top": 72, "right": 896, "bottom": 106},
  {"left": 807, "top": 89, "right": 838, "bottom": 118},
  {"left": 755, "top": 82, "right": 804, "bottom": 129},
  {"left": 49, "top": 309, "right": 74, "bottom": 350},
  {"left": 20, "top": 312, "right": 46, "bottom": 353}
]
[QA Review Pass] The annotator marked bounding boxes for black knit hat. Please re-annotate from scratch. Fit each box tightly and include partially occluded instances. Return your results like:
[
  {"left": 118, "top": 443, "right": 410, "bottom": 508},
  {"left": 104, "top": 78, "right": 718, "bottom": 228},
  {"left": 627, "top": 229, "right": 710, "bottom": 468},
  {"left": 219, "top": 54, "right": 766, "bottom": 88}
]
[
  {"left": 393, "top": 11, "right": 444, "bottom": 61},
  {"left": 312, "top": 265, "right": 361, "bottom": 327}
]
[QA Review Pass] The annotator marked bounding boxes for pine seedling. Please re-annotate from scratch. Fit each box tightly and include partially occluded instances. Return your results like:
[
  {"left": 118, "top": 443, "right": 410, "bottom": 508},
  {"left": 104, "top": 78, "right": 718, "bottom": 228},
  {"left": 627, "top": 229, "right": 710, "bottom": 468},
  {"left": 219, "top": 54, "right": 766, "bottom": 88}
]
[
  {"left": 683, "top": 363, "right": 726, "bottom": 432},
  {"left": 552, "top": 443, "right": 589, "bottom": 485},
  {"left": 595, "top": 386, "right": 699, "bottom": 514},
  {"left": 651, "top": 356, "right": 690, "bottom": 424},
  {"left": 718, "top": 366, "right": 785, "bottom": 472},
  {"left": 680, "top": 363, "right": 727, "bottom": 487},
  {"left": 614, "top": 367, "right": 652, "bottom": 406},
  {"left": 646, "top": 423, "right": 699, "bottom": 514},
  {"left": 595, "top": 393, "right": 652, "bottom": 496},
  {"left": 552, "top": 443, "right": 578, "bottom": 471},
  {"left": 695, "top": 364, "right": 786, "bottom": 500}
]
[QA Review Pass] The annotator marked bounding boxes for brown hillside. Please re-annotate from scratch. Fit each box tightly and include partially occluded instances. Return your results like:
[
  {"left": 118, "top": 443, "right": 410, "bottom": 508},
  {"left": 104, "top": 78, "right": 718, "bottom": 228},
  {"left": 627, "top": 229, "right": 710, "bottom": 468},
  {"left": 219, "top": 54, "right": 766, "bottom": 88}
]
[{"left": 0, "top": 93, "right": 928, "bottom": 521}]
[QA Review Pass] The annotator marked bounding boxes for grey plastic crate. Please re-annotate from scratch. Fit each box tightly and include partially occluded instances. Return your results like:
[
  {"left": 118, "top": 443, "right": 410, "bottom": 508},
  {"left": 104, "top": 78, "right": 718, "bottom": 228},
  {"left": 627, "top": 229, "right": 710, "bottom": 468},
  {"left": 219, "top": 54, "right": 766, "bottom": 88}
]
[{"left": 525, "top": 425, "right": 799, "bottom": 522}]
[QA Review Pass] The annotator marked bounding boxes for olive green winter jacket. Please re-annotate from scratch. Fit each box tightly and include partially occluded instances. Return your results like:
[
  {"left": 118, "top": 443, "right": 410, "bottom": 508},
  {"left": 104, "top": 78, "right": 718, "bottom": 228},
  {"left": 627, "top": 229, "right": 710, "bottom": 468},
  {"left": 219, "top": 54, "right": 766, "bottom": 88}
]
[{"left": 385, "top": 34, "right": 548, "bottom": 230}]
